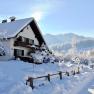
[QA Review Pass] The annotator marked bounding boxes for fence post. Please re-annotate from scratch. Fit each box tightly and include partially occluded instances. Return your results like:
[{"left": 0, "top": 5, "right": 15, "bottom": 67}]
[
  {"left": 73, "top": 70, "right": 75, "bottom": 75},
  {"left": 26, "top": 77, "right": 34, "bottom": 89},
  {"left": 77, "top": 67, "right": 80, "bottom": 74},
  {"left": 47, "top": 74, "right": 51, "bottom": 82},
  {"left": 71, "top": 70, "right": 75, "bottom": 75},
  {"left": 66, "top": 71, "right": 69, "bottom": 76},
  {"left": 30, "top": 77, "right": 34, "bottom": 89},
  {"left": 59, "top": 71, "right": 62, "bottom": 80}
]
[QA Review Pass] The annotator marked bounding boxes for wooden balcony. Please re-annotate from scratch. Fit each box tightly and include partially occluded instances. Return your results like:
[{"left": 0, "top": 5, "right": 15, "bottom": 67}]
[{"left": 14, "top": 40, "right": 35, "bottom": 49}]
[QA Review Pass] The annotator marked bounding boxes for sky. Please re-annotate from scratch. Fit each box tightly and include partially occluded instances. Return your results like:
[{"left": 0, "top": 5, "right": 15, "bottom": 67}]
[{"left": 0, "top": 0, "right": 94, "bottom": 37}]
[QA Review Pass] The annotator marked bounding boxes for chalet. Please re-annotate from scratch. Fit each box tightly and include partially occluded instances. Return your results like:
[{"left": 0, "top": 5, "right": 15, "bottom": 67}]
[{"left": 0, "top": 17, "right": 48, "bottom": 61}]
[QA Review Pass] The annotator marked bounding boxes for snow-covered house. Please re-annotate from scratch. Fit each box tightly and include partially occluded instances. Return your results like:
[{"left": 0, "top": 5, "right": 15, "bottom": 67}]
[{"left": 0, "top": 17, "right": 48, "bottom": 61}]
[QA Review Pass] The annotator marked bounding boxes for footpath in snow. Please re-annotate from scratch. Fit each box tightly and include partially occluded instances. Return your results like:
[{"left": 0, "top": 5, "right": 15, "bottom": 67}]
[{"left": 66, "top": 71, "right": 94, "bottom": 94}]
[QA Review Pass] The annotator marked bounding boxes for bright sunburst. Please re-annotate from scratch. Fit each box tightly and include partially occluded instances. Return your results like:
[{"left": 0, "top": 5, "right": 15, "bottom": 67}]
[{"left": 32, "top": 11, "right": 43, "bottom": 22}]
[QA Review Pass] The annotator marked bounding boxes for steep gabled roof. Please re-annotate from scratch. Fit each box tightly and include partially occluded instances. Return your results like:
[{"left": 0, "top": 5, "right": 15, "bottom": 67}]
[
  {"left": 0, "top": 18, "right": 33, "bottom": 38},
  {"left": 0, "top": 17, "right": 48, "bottom": 47}
]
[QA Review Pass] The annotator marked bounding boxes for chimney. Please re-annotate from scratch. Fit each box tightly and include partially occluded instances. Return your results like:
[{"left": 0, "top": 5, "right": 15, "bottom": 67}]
[
  {"left": 9, "top": 16, "right": 16, "bottom": 22},
  {"left": 2, "top": 19, "right": 7, "bottom": 23}
]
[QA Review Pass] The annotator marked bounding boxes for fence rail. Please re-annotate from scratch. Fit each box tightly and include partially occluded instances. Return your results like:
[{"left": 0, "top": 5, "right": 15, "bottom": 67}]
[{"left": 26, "top": 68, "right": 80, "bottom": 89}]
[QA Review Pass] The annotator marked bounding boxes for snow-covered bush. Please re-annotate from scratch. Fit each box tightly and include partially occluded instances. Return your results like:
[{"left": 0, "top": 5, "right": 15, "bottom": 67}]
[
  {"left": 0, "top": 31, "right": 7, "bottom": 56},
  {"left": 80, "top": 59, "right": 89, "bottom": 65},
  {"left": 30, "top": 48, "right": 56, "bottom": 64},
  {"left": 0, "top": 46, "right": 5, "bottom": 56}
]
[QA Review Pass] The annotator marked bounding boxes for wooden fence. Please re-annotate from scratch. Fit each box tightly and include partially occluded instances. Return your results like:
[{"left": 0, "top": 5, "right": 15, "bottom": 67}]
[{"left": 26, "top": 68, "right": 80, "bottom": 89}]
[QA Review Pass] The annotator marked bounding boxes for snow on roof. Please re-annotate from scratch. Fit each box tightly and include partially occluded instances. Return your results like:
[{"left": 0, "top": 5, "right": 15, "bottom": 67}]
[{"left": 0, "top": 17, "right": 33, "bottom": 38}]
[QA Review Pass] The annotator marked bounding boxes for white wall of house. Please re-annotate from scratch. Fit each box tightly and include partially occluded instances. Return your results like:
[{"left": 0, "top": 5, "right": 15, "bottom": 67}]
[
  {"left": 9, "top": 38, "right": 31, "bottom": 58},
  {"left": 0, "top": 39, "right": 12, "bottom": 60},
  {"left": 0, "top": 40, "right": 11, "bottom": 55},
  {"left": 18, "top": 25, "right": 39, "bottom": 45},
  {"left": 0, "top": 38, "right": 31, "bottom": 60}
]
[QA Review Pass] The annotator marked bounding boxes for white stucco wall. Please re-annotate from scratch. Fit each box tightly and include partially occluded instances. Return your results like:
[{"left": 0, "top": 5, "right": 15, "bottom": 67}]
[
  {"left": 18, "top": 25, "right": 39, "bottom": 45},
  {"left": 10, "top": 38, "right": 30, "bottom": 58},
  {"left": 0, "top": 39, "right": 12, "bottom": 60},
  {"left": 0, "top": 40, "right": 11, "bottom": 55},
  {"left": 0, "top": 38, "right": 31, "bottom": 60}
]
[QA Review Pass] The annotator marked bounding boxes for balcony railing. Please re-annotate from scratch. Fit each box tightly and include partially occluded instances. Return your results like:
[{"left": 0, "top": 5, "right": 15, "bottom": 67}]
[{"left": 14, "top": 40, "right": 35, "bottom": 49}]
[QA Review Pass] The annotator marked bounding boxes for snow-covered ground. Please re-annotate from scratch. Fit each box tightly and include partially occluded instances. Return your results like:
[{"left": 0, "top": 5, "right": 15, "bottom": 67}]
[{"left": 0, "top": 60, "right": 94, "bottom": 94}]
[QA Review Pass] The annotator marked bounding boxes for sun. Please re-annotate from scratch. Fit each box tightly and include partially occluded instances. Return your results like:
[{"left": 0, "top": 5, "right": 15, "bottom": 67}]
[{"left": 32, "top": 11, "right": 43, "bottom": 22}]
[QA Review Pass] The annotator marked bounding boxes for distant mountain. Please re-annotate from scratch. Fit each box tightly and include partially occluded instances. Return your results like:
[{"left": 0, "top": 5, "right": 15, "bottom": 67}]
[
  {"left": 44, "top": 33, "right": 94, "bottom": 52},
  {"left": 44, "top": 33, "right": 93, "bottom": 45}
]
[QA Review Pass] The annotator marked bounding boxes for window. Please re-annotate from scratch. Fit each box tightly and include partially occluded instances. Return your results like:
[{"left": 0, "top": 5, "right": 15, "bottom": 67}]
[
  {"left": 29, "top": 39, "right": 34, "bottom": 44},
  {"left": 24, "top": 38, "right": 29, "bottom": 43},
  {"left": 16, "top": 36, "right": 34, "bottom": 45},
  {"left": 26, "top": 38, "right": 29, "bottom": 43},
  {"left": 14, "top": 49, "right": 24, "bottom": 57},
  {"left": 24, "top": 38, "right": 34, "bottom": 45}
]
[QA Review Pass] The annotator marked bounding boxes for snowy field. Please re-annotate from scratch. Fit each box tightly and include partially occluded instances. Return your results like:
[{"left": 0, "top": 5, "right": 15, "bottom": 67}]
[{"left": 0, "top": 60, "right": 94, "bottom": 94}]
